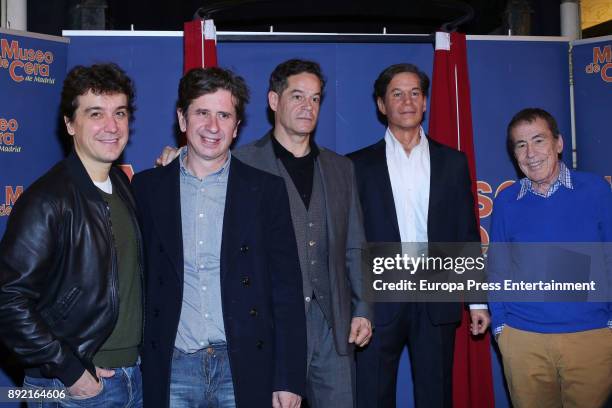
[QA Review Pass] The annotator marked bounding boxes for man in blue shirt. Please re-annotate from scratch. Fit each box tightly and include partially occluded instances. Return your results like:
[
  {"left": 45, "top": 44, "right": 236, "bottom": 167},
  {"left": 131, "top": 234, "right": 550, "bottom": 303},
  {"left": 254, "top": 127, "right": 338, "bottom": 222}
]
[
  {"left": 133, "top": 67, "right": 306, "bottom": 408},
  {"left": 490, "top": 107, "right": 612, "bottom": 407}
]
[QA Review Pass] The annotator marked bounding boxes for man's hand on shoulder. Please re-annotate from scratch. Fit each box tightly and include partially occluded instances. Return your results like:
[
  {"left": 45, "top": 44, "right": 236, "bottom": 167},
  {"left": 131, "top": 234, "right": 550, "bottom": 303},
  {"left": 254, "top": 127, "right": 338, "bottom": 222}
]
[
  {"left": 155, "top": 146, "right": 181, "bottom": 167},
  {"left": 272, "top": 391, "right": 301, "bottom": 408},
  {"left": 67, "top": 367, "right": 114, "bottom": 398},
  {"left": 348, "top": 317, "right": 373, "bottom": 347}
]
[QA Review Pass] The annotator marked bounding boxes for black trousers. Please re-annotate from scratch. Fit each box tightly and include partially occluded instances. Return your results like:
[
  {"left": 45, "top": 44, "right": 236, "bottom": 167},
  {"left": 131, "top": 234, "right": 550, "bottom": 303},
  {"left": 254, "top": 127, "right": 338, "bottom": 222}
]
[{"left": 356, "top": 302, "right": 457, "bottom": 408}]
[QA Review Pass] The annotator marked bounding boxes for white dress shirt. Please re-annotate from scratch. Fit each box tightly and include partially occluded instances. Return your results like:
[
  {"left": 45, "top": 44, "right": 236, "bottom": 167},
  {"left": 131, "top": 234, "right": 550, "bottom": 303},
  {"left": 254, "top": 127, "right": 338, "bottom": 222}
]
[
  {"left": 385, "top": 127, "right": 486, "bottom": 310},
  {"left": 385, "top": 126, "right": 430, "bottom": 243}
]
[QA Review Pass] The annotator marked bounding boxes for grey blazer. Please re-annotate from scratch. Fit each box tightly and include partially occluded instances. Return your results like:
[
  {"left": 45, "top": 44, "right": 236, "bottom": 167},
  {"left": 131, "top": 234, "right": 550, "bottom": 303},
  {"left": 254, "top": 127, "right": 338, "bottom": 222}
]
[{"left": 234, "top": 132, "right": 373, "bottom": 355}]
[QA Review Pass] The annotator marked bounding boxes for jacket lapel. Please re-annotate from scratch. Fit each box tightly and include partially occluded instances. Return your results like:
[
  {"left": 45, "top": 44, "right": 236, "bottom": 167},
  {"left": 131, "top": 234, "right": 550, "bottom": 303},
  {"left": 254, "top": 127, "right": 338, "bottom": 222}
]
[
  {"left": 317, "top": 151, "right": 338, "bottom": 243},
  {"left": 370, "top": 140, "right": 401, "bottom": 239},
  {"left": 249, "top": 132, "right": 282, "bottom": 176},
  {"left": 316, "top": 150, "right": 341, "bottom": 292},
  {"left": 150, "top": 159, "right": 184, "bottom": 283},
  {"left": 427, "top": 138, "right": 446, "bottom": 240},
  {"left": 220, "top": 159, "right": 259, "bottom": 283}
]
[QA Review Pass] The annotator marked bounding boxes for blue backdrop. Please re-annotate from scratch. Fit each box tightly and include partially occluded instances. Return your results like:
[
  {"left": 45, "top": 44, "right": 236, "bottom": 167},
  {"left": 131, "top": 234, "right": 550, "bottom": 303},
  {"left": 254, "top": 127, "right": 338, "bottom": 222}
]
[
  {"left": 0, "top": 29, "right": 68, "bottom": 235},
  {"left": 572, "top": 35, "right": 612, "bottom": 181},
  {"left": 1, "top": 29, "right": 609, "bottom": 407},
  {"left": 64, "top": 33, "right": 577, "bottom": 408},
  {"left": 0, "top": 28, "right": 68, "bottom": 407}
]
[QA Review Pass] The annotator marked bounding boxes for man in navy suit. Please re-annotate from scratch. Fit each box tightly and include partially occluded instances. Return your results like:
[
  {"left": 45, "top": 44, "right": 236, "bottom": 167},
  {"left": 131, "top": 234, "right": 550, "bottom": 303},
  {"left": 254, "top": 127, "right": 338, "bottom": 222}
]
[
  {"left": 348, "top": 63, "right": 490, "bottom": 408},
  {"left": 132, "top": 67, "right": 306, "bottom": 408}
]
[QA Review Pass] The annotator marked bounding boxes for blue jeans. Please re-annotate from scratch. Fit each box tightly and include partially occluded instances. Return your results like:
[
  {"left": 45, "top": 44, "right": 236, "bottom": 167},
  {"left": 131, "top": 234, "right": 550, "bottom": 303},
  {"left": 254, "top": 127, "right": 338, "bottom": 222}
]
[
  {"left": 170, "top": 345, "right": 236, "bottom": 408},
  {"left": 23, "top": 364, "right": 142, "bottom": 408}
]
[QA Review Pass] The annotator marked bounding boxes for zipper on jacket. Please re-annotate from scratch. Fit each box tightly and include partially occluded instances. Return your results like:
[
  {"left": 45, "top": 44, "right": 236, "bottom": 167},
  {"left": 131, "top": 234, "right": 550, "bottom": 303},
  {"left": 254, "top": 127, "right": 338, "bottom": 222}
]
[
  {"left": 115, "top": 175, "right": 146, "bottom": 352},
  {"left": 101, "top": 204, "right": 120, "bottom": 353}
]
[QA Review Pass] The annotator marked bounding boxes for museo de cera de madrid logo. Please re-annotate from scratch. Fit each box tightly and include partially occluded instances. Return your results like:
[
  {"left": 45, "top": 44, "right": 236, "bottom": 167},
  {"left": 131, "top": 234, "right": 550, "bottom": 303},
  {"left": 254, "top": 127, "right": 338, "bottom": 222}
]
[
  {"left": 0, "top": 117, "right": 21, "bottom": 153},
  {"left": 0, "top": 185, "right": 23, "bottom": 217},
  {"left": 585, "top": 44, "right": 611, "bottom": 83},
  {"left": 0, "top": 38, "right": 56, "bottom": 84}
]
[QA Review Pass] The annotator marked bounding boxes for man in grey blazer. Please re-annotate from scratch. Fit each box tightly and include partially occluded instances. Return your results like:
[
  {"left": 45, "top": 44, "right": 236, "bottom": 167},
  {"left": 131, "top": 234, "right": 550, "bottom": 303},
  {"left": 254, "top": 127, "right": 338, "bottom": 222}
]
[
  {"left": 236, "top": 59, "right": 373, "bottom": 408},
  {"left": 159, "top": 59, "right": 373, "bottom": 407}
]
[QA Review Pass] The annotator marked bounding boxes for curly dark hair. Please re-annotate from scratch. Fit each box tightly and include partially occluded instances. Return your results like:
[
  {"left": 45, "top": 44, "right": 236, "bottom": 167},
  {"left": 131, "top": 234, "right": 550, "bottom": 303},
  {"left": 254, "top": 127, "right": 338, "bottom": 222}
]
[
  {"left": 373, "top": 63, "right": 430, "bottom": 100},
  {"left": 177, "top": 67, "right": 250, "bottom": 122},
  {"left": 61, "top": 63, "right": 135, "bottom": 121},
  {"left": 268, "top": 59, "right": 326, "bottom": 95}
]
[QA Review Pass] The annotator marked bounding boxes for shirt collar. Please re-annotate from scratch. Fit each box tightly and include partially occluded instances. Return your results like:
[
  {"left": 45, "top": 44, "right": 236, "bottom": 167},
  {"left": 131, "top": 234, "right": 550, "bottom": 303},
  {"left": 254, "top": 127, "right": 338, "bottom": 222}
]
[
  {"left": 179, "top": 146, "right": 231, "bottom": 182},
  {"left": 271, "top": 133, "right": 320, "bottom": 160},
  {"left": 385, "top": 126, "right": 428, "bottom": 156},
  {"left": 517, "top": 161, "right": 573, "bottom": 200}
]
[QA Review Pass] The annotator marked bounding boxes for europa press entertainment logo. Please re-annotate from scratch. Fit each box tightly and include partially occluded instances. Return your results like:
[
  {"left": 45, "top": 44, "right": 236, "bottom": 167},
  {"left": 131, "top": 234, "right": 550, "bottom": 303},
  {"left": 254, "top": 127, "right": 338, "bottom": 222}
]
[
  {"left": 0, "top": 185, "right": 23, "bottom": 217},
  {"left": 0, "top": 38, "right": 56, "bottom": 84},
  {"left": 585, "top": 44, "right": 611, "bottom": 83},
  {"left": 0, "top": 117, "right": 21, "bottom": 153}
]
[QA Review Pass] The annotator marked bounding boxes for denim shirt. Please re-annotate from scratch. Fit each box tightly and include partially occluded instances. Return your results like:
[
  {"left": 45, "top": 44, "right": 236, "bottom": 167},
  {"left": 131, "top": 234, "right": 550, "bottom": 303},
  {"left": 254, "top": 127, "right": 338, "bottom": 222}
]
[{"left": 175, "top": 148, "right": 230, "bottom": 352}]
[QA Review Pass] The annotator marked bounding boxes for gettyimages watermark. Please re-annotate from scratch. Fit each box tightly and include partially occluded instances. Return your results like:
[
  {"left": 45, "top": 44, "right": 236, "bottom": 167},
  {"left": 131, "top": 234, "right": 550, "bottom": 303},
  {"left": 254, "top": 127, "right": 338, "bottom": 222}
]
[{"left": 362, "top": 242, "right": 611, "bottom": 303}]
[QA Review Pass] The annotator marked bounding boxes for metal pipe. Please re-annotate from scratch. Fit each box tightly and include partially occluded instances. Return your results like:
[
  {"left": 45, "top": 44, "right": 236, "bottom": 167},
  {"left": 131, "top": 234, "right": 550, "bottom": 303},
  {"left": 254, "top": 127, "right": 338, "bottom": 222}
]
[
  {"left": 560, "top": 0, "right": 581, "bottom": 40},
  {"left": 6, "top": 0, "right": 27, "bottom": 30},
  {"left": 568, "top": 43, "right": 578, "bottom": 169},
  {"left": 1, "top": 0, "right": 7, "bottom": 28}
]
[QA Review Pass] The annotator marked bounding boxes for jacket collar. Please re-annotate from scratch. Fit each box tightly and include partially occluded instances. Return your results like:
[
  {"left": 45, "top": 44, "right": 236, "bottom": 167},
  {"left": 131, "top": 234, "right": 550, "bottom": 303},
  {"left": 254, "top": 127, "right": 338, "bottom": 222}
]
[{"left": 63, "top": 150, "right": 106, "bottom": 203}]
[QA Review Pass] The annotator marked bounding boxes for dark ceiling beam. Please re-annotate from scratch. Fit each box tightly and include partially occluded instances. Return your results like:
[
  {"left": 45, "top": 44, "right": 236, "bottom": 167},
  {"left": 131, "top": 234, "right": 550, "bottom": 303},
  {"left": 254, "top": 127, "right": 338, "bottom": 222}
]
[{"left": 27, "top": 0, "right": 564, "bottom": 37}]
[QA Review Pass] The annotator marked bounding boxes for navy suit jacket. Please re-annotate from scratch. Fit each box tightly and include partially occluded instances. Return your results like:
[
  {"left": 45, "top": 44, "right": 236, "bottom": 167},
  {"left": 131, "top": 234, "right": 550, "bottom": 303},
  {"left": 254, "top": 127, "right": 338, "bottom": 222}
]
[
  {"left": 348, "top": 137, "right": 480, "bottom": 326},
  {"left": 132, "top": 157, "right": 307, "bottom": 408}
]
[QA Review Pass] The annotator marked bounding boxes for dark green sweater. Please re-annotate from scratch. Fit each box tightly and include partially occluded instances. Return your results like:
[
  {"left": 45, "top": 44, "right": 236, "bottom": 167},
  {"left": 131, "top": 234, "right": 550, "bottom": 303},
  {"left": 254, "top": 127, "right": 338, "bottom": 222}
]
[{"left": 93, "top": 189, "right": 142, "bottom": 368}]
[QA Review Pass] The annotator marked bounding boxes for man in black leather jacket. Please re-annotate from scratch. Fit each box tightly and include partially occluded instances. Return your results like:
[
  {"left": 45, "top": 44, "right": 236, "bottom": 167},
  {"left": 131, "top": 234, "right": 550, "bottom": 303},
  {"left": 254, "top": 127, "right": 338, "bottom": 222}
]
[{"left": 0, "top": 63, "right": 144, "bottom": 407}]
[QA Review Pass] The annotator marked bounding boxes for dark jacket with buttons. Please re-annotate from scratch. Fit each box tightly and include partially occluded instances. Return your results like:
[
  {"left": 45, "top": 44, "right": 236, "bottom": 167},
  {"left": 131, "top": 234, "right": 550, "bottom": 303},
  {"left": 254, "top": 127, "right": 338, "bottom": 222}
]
[
  {"left": 0, "top": 151, "right": 143, "bottom": 387},
  {"left": 132, "top": 157, "right": 307, "bottom": 408}
]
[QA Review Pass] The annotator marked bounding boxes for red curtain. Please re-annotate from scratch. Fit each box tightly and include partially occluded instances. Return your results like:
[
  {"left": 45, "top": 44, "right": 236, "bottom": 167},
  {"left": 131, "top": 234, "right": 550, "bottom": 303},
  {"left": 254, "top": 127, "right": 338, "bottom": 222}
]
[
  {"left": 183, "top": 19, "right": 218, "bottom": 73},
  {"left": 428, "top": 31, "right": 495, "bottom": 408}
]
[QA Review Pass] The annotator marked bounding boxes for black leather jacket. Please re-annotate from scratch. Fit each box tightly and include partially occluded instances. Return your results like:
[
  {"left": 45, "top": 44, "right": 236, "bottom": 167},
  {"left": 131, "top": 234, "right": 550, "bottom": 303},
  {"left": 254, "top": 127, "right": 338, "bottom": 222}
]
[{"left": 0, "top": 151, "right": 143, "bottom": 387}]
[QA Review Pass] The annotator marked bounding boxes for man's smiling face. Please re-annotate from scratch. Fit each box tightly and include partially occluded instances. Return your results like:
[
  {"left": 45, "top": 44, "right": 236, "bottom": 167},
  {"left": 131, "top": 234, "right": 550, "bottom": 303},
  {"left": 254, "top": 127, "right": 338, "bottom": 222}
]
[
  {"left": 511, "top": 117, "right": 563, "bottom": 191},
  {"left": 377, "top": 72, "right": 427, "bottom": 134},
  {"left": 65, "top": 90, "right": 130, "bottom": 170},
  {"left": 178, "top": 89, "right": 239, "bottom": 167}
]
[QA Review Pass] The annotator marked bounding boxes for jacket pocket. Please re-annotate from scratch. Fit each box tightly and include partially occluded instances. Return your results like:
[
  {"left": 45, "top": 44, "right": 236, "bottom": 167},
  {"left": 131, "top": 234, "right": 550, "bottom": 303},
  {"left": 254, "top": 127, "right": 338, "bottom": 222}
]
[{"left": 40, "top": 286, "right": 82, "bottom": 325}]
